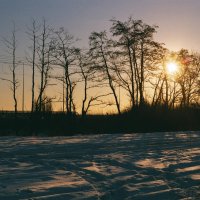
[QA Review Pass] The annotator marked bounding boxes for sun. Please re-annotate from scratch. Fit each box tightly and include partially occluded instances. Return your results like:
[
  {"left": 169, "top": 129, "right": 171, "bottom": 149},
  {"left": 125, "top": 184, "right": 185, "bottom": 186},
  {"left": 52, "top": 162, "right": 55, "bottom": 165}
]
[{"left": 166, "top": 61, "right": 178, "bottom": 74}]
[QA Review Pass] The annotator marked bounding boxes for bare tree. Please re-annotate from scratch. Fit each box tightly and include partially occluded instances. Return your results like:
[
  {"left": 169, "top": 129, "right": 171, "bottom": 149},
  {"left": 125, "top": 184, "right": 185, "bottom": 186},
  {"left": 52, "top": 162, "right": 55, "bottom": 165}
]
[
  {"left": 35, "top": 19, "right": 53, "bottom": 112},
  {"left": 76, "top": 49, "right": 90, "bottom": 115},
  {"left": 89, "top": 31, "right": 121, "bottom": 114},
  {"left": 110, "top": 18, "right": 137, "bottom": 107},
  {"left": 53, "top": 28, "right": 78, "bottom": 115},
  {"left": 176, "top": 49, "right": 200, "bottom": 107},
  {"left": 111, "top": 17, "right": 163, "bottom": 108},
  {"left": 150, "top": 54, "right": 179, "bottom": 108},
  {"left": 26, "top": 19, "right": 40, "bottom": 112},
  {"left": 2, "top": 22, "right": 19, "bottom": 113},
  {"left": 76, "top": 49, "right": 112, "bottom": 115}
]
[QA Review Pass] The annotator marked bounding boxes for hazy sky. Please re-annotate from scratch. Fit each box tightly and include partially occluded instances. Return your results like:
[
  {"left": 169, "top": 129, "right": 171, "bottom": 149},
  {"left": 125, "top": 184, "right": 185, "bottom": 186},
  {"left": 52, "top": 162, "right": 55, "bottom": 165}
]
[
  {"left": 0, "top": 0, "right": 200, "bottom": 111},
  {"left": 0, "top": 0, "right": 200, "bottom": 51}
]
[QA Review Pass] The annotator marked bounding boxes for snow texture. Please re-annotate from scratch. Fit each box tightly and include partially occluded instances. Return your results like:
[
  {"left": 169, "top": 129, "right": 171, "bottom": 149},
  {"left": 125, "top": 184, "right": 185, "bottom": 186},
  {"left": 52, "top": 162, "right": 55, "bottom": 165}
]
[{"left": 0, "top": 132, "right": 200, "bottom": 199}]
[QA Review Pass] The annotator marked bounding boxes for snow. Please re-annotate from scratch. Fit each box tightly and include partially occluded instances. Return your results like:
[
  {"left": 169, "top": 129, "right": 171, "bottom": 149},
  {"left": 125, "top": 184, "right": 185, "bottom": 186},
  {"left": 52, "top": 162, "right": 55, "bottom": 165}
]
[{"left": 0, "top": 132, "right": 200, "bottom": 199}]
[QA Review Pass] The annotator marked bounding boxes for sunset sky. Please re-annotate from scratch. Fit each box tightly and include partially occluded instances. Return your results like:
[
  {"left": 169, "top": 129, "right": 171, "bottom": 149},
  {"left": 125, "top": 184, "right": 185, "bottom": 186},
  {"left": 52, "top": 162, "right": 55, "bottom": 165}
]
[{"left": 0, "top": 0, "right": 200, "bottom": 112}]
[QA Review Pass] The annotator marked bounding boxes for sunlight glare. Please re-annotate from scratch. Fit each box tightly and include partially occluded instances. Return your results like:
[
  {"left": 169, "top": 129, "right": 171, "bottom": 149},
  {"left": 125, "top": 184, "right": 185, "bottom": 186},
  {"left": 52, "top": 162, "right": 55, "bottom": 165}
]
[{"left": 166, "top": 62, "right": 178, "bottom": 74}]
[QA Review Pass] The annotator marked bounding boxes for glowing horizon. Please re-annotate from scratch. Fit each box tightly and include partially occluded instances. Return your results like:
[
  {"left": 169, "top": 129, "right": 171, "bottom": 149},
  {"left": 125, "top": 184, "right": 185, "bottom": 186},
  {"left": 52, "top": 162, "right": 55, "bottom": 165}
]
[{"left": 0, "top": 0, "right": 200, "bottom": 113}]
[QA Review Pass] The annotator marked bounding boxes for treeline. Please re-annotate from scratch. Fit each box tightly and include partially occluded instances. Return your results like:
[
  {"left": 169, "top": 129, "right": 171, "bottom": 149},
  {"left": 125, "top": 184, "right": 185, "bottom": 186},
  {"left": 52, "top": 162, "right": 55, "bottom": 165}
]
[
  {"left": 0, "top": 107, "right": 200, "bottom": 135},
  {"left": 1, "top": 17, "right": 200, "bottom": 115}
]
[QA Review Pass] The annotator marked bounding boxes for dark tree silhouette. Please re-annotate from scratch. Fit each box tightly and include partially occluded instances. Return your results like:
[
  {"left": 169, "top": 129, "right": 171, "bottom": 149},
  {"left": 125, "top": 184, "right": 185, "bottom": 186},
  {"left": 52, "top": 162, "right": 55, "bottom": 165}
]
[
  {"left": 2, "top": 22, "right": 19, "bottom": 113},
  {"left": 89, "top": 31, "right": 121, "bottom": 114},
  {"left": 35, "top": 19, "right": 53, "bottom": 112},
  {"left": 76, "top": 49, "right": 112, "bottom": 116},
  {"left": 176, "top": 49, "right": 200, "bottom": 107},
  {"left": 1, "top": 16, "right": 200, "bottom": 114},
  {"left": 111, "top": 17, "right": 166, "bottom": 108},
  {"left": 53, "top": 28, "right": 78, "bottom": 114},
  {"left": 26, "top": 19, "right": 40, "bottom": 112}
]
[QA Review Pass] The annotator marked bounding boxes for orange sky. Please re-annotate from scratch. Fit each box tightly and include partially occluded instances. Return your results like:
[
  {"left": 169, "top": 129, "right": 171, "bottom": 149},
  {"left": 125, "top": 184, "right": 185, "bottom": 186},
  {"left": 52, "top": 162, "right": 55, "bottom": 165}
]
[{"left": 0, "top": 0, "right": 200, "bottom": 112}]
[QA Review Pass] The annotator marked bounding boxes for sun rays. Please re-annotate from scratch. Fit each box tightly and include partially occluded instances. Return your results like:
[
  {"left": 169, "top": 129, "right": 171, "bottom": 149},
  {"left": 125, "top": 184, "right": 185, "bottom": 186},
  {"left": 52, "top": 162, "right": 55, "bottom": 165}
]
[{"left": 166, "top": 61, "right": 179, "bottom": 75}]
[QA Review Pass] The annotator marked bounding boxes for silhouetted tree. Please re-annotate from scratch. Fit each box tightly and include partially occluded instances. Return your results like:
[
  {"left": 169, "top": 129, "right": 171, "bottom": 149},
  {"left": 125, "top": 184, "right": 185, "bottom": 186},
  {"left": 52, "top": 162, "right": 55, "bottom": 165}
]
[
  {"left": 35, "top": 19, "right": 53, "bottom": 112},
  {"left": 2, "top": 22, "right": 19, "bottom": 113},
  {"left": 89, "top": 31, "right": 121, "bottom": 114},
  {"left": 176, "top": 49, "right": 200, "bottom": 107},
  {"left": 2, "top": 16, "right": 200, "bottom": 114},
  {"left": 26, "top": 19, "right": 40, "bottom": 112},
  {"left": 53, "top": 28, "right": 78, "bottom": 115},
  {"left": 76, "top": 49, "right": 91, "bottom": 115},
  {"left": 111, "top": 17, "right": 164, "bottom": 108},
  {"left": 34, "top": 95, "right": 53, "bottom": 112},
  {"left": 110, "top": 18, "right": 137, "bottom": 107},
  {"left": 76, "top": 49, "right": 112, "bottom": 116}
]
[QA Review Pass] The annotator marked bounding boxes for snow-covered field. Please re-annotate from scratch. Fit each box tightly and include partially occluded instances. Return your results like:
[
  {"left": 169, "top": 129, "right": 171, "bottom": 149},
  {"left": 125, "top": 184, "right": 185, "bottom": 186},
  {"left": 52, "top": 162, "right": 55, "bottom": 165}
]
[{"left": 0, "top": 132, "right": 200, "bottom": 200}]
